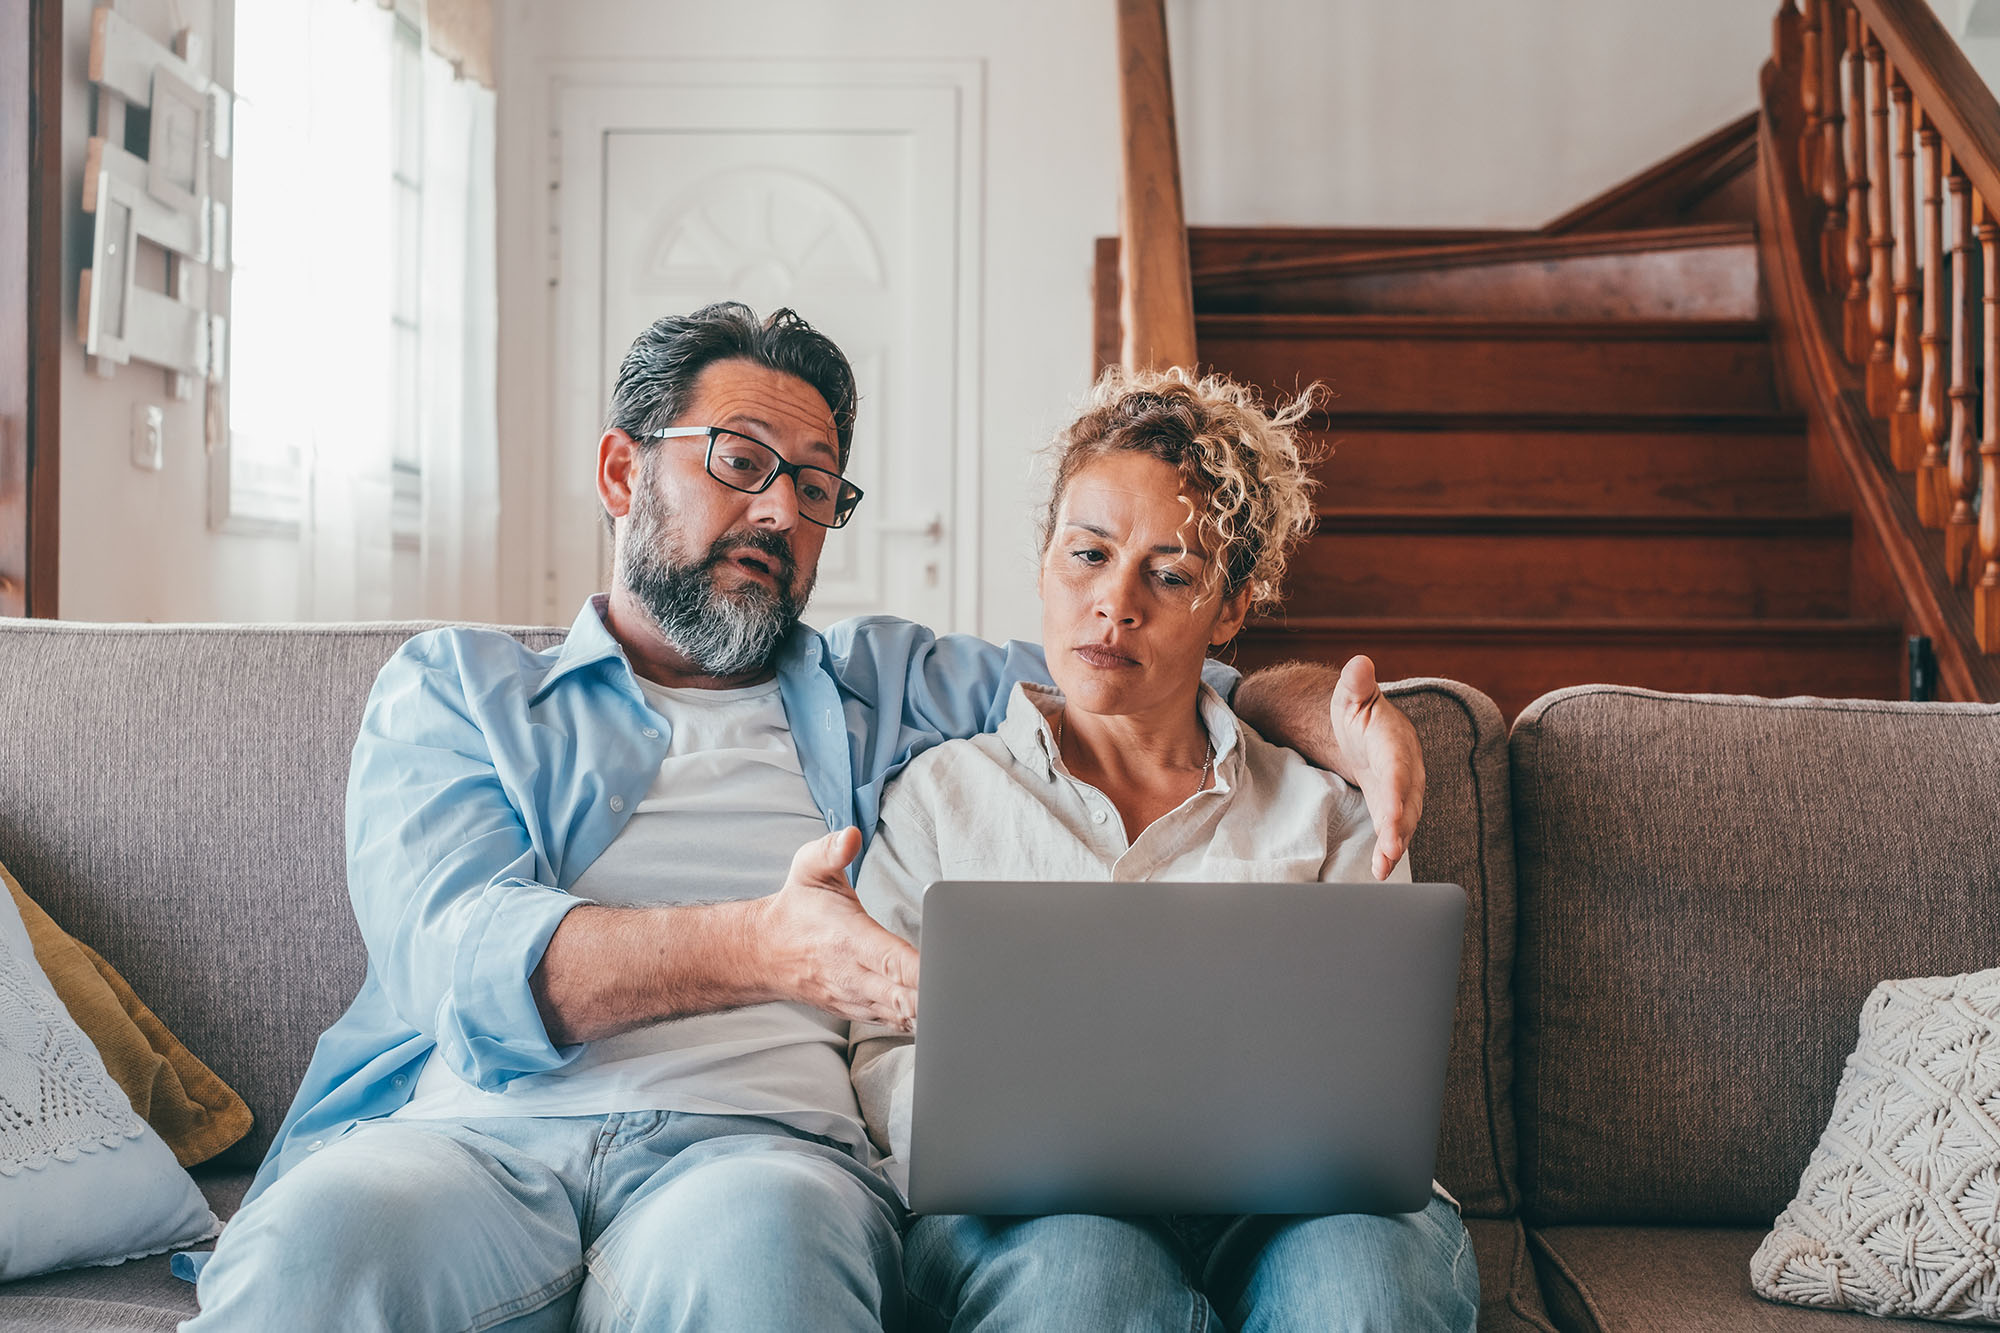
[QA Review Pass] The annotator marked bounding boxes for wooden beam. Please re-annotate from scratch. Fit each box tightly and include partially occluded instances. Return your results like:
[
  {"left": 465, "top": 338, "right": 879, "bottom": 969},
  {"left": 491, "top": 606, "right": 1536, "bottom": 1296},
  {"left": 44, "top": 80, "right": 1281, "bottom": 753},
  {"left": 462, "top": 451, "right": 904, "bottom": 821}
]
[
  {"left": 1, "top": 0, "right": 59, "bottom": 618},
  {"left": 1114, "top": 0, "right": 1195, "bottom": 373}
]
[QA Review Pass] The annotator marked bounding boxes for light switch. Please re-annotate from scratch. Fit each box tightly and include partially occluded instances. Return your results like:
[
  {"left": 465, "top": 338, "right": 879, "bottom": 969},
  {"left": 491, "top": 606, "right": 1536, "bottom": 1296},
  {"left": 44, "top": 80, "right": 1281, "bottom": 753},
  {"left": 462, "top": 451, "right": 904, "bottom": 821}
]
[{"left": 131, "top": 404, "right": 163, "bottom": 471}]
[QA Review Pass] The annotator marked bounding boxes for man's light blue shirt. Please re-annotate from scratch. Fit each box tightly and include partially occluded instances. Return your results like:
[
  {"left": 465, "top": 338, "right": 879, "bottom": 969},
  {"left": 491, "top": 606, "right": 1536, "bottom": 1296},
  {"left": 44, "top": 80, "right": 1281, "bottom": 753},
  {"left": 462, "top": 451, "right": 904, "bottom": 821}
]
[{"left": 241, "top": 596, "right": 1238, "bottom": 1217}]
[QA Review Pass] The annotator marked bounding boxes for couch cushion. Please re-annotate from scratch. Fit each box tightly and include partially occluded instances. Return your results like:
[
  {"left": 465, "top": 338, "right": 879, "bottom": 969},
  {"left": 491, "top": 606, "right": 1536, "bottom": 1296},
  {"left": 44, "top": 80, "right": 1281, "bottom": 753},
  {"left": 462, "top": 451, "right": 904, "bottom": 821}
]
[
  {"left": 0, "top": 1166, "right": 249, "bottom": 1331},
  {"left": 0, "top": 621, "right": 564, "bottom": 1168},
  {"left": 1528, "top": 1225, "right": 1896, "bottom": 1332},
  {"left": 1510, "top": 686, "right": 2000, "bottom": 1226},
  {"left": 1469, "top": 1216, "right": 1559, "bottom": 1332},
  {"left": 1384, "top": 678, "right": 1520, "bottom": 1218}
]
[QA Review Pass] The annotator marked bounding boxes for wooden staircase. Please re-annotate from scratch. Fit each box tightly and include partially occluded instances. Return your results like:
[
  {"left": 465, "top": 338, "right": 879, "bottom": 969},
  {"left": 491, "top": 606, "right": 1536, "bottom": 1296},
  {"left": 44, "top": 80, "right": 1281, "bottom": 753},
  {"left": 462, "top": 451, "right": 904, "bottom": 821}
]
[{"left": 1098, "top": 117, "right": 1908, "bottom": 720}]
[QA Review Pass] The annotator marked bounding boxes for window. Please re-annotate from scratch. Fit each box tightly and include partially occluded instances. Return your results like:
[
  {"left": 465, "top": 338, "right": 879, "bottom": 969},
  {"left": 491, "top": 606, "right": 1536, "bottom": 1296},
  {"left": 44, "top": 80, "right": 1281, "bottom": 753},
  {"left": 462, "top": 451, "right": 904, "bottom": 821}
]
[{"left": 218, "top": 0, "right": 423, "bottom": 543}]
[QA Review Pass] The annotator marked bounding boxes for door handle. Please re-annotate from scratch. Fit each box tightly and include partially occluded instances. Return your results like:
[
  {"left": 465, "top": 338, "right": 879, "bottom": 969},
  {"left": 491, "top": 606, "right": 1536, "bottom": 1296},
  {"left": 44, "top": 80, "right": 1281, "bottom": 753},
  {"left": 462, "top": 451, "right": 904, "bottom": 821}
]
[{"left": 877, "top": 512, "right": 944, "bottom": 543}]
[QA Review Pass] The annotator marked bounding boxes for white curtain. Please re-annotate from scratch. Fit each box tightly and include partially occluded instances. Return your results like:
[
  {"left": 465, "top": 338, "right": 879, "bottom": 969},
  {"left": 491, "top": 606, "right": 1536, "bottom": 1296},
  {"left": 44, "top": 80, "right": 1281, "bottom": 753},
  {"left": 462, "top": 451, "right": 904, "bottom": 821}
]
[
  {"left": 295, "top": 0, "right": 396, "bottom": 621},
  {"left": 234, "top": 0, "right": 498, "bottom": 622},
  {"left": 416, "top": 58, "right": 500, "bottom": 623}
]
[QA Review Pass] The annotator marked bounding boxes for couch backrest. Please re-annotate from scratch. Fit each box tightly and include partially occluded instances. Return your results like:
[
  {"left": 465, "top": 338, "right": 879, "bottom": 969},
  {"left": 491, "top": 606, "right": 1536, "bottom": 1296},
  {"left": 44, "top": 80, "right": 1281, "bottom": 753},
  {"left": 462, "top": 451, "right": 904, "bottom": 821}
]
[
  {"left": 1510, "top": 685, "right": 2000, "bottom": 1226},
  {"left": 0, "top": 620, "right": 564, "bottom": 1165},
  {"left": 0, "top": 621, "right": 1523, "bottom": 1200},
  {"left": 1383, "top": 678, "right": 1522, "bottom": 1219}
]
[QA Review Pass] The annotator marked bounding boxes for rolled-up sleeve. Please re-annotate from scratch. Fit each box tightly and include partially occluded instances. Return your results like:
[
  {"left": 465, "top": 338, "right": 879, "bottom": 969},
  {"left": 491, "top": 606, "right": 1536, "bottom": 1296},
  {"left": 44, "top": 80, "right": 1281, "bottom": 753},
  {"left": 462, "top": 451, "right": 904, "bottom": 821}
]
[{"left": 347, "top": 635, "right": 585, "bottom": 1089}]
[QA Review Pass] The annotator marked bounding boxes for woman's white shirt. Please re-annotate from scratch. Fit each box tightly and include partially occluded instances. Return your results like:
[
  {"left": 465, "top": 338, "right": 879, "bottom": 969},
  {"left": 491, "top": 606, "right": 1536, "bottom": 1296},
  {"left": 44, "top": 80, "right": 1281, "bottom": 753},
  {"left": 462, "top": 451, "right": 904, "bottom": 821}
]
[{"left": 849, "top": 680, "right": 1409, "bottom": 1196}]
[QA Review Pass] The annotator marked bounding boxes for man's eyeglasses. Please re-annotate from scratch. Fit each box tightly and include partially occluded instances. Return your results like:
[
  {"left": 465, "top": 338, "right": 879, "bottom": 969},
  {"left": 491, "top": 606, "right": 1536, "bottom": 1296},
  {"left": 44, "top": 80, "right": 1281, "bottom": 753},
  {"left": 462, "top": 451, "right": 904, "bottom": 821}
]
[{"left": 638, "top": 426, "right": 864, "bottom": 530}]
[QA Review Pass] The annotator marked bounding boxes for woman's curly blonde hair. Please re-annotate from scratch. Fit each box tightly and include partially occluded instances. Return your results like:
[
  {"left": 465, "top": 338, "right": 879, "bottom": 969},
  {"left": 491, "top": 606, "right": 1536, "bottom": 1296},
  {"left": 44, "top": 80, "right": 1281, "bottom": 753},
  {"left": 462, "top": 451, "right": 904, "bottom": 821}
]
[{"left": 1038, "top": 366, "right": 1320, "bottom": 613}]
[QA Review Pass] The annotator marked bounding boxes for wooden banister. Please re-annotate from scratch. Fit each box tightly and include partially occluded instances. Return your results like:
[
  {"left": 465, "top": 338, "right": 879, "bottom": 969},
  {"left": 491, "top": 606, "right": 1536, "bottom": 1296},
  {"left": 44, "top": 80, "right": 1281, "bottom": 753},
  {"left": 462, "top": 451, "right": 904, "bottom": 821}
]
[
  {"left": 1764, "top": 0, "right": 2000, "bottom": 683},
  {"left": 1114, "top": 0, "right": 1196, "bottom": 372}
]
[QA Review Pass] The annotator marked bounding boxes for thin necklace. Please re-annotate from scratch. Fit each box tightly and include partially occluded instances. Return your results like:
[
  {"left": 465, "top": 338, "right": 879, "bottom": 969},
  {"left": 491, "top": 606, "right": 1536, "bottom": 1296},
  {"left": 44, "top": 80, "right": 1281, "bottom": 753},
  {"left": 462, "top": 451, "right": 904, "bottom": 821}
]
[{"left": 1054, "top": 708, "right": 1216, "bottom": 801}]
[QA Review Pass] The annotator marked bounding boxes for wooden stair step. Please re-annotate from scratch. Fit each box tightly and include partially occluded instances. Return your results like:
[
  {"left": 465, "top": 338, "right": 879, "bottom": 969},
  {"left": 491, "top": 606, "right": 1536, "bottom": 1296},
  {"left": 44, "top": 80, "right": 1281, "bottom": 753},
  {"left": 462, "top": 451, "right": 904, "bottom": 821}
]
[
  {"left": 1233, "top": 617, "right": 1905, "bottom": 722},
  {"left": 1197, "top": 223, "right": 1761, "bottom": 321},
  {"left": 1289, "top": 512, "right": 1853, "bottom": 619},
  {"left": 1308, "top": 415, "right": 1808, "bottom": 515},
  {"left": 1198, "top": 316, "right": 1778, "bottom": 415}
]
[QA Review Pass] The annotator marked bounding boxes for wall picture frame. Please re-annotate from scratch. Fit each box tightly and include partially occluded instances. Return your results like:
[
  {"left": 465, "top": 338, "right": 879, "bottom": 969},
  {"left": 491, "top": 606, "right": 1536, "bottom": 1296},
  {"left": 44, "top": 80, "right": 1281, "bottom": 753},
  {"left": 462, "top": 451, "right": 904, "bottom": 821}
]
[
  {"left": 82, "top": 169, "right": 141, "bottom": 365},
  {"left": 146, "top": 65, "right": 207, "bottom": 216}
]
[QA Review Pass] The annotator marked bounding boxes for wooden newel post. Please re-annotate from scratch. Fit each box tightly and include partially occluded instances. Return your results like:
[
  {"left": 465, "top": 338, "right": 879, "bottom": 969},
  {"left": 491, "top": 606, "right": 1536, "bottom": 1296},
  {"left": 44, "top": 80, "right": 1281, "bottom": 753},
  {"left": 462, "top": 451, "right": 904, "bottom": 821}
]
[{"left": 1115, "top": 0, "right": 1196, "bottom": 373}]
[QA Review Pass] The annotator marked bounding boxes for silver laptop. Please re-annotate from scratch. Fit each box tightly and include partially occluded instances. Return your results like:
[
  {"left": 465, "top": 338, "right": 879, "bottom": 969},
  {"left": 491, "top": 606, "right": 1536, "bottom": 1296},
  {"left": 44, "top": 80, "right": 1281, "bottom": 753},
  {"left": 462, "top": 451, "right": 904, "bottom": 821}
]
[{"left": 906, "top": 879, "right": 1466, "bottom": 1217}]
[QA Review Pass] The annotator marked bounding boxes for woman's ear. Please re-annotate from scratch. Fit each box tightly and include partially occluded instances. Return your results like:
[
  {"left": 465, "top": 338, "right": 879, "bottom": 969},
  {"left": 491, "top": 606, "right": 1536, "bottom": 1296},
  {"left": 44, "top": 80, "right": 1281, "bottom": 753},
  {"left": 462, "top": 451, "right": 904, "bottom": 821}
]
[{"left": 1206, "top": 583, "right": 1254, "bottom": 652}]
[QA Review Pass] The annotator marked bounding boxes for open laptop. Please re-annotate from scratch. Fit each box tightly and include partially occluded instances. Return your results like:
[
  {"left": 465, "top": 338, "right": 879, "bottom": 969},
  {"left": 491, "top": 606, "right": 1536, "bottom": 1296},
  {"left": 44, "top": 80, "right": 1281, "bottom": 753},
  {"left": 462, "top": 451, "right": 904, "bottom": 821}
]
[{"left": 905, "top": 878, "right": 1466, "bottom": 1217}]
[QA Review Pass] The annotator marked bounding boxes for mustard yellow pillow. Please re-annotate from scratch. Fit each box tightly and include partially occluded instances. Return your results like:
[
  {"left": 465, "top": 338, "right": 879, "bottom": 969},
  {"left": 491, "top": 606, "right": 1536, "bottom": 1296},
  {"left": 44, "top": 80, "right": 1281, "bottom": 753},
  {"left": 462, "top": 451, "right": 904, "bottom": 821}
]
[{"left": 1, "top": 858, "right": 252, "bottom": 1167}]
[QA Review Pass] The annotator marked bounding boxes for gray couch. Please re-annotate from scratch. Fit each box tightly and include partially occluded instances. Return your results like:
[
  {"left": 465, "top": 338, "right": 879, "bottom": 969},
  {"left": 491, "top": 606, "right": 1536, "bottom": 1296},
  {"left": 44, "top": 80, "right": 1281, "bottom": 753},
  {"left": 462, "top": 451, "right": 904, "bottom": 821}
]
[{"left": 1, "top": 619, "right": 1996, "bottom": 1332}]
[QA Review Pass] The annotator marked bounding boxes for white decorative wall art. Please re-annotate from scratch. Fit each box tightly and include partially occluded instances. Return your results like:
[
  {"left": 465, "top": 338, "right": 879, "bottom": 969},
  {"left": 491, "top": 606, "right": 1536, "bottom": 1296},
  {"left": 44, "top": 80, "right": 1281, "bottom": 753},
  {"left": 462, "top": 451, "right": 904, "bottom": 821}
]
[{"left": 78, "top": 7, "right": 230, "bottom": 401}]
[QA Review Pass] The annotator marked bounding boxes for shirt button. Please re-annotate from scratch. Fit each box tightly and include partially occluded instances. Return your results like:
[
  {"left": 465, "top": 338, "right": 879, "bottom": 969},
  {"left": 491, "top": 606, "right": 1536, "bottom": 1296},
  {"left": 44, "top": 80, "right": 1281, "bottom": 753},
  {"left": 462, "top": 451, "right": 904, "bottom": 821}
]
[
  {"left": 641, "top": 727, "right": 660, "bottom": 739},
  {"left": 306, "top": 1139, "right": 325, "bottom": 1152},
  {"left": 609, "top": 795, "right": 626, "bottom": 813},
  {"left": 1092, "top": 810, "right": 1108, "bottom": 825},
  {"left": 392, "top": 1075, "right": 407, "bottom": 1088}
]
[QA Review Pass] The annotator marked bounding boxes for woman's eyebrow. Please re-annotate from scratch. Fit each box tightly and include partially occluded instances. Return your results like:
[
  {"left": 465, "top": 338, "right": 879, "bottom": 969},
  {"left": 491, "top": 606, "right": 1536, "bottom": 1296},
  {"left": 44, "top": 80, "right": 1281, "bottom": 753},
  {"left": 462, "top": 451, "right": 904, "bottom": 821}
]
[{"left": 1063, "top": 520, "right": 1204, "bottom": 560}]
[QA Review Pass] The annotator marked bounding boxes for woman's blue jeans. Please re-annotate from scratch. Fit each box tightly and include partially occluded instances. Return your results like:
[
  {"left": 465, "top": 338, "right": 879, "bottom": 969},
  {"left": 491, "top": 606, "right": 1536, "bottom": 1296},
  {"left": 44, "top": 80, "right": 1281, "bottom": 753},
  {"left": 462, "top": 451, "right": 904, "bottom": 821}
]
[
  {"left": 904, "top": 1193, "right": 1478, "bottom": 1332},
  {"left": 180, "top": 1111, "right": 905, "bottom": 1332}
]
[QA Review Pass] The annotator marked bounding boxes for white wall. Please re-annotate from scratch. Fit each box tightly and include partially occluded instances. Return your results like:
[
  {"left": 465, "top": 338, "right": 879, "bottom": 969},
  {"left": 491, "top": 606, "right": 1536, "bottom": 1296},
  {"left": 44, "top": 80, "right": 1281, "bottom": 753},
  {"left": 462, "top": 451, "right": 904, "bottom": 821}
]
[
  {"left": 493, "top": 0, "right": 1774, "bottom": 643},
  {"left": 1172, "top": 0, "right": 1772, "bottom": 228},
  {"left": 56, "top": 0, "right": 299, "bottom": 623}
]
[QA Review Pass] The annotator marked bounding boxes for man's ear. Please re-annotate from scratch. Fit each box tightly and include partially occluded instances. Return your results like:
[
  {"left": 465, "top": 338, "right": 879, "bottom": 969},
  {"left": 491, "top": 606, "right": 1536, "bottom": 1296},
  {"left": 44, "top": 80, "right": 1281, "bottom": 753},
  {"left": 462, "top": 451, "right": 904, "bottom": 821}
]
[{"left": 598, "top": 429, "right": 639, "bottom": 521}]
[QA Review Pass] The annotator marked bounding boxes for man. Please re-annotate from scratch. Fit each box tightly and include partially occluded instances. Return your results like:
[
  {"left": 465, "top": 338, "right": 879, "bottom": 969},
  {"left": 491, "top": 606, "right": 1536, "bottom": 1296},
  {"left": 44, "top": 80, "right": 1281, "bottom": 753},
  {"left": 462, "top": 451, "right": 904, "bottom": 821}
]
[{"left": 181, "top": 304, "right": 1424, "bottom": 1331}]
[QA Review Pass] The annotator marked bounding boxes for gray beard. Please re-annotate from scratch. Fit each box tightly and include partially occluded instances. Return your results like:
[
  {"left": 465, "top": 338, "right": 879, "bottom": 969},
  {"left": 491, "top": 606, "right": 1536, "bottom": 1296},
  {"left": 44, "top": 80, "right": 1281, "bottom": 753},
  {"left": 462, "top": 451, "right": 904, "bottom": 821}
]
[{"left": 617, "top": 477, "right": 815, "bottom": 678}]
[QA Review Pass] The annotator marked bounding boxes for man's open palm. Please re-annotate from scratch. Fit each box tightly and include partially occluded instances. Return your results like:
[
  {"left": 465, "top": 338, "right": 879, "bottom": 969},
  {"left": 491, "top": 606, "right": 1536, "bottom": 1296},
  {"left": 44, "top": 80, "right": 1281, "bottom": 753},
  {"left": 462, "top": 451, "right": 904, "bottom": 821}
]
[
  {"left": 1330, "top": 655, "right": 1425, "bottom": 880},
  {"left": 759, "top": 827, "right": 920, "bottom": 1030}
]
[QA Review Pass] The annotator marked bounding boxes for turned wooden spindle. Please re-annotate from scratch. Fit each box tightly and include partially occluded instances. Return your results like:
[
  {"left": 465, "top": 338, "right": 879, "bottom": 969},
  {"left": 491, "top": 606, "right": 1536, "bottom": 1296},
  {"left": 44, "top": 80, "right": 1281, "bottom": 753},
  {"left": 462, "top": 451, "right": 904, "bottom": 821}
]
[
  {"left": 1918, "top": 116, "right": 1949, "bottom": 528},
  {"left": 1949, "top": 172, "right": 1983, "bottom": 583},
  {"left": 1821, "top": 0, "right": 1849, "bottom": 291},
  {"left": 1977, "top": 194, "right": 2000, "bottom": 640},
  {"left": 1891, "top": 74, "right": 1923, "bottom": 467},
  {"left": 1946, "top": 165, "right": 1979, "bottom": 558},
  {"left": 1845, "top": 10, "right": 1874, "bottom": 362},
  {"left": 1800, "top": 0, "right": 1823, "bottom": 193},
  {"left": 1865, "top": 38, "right": 1896, "bottom": 406}
]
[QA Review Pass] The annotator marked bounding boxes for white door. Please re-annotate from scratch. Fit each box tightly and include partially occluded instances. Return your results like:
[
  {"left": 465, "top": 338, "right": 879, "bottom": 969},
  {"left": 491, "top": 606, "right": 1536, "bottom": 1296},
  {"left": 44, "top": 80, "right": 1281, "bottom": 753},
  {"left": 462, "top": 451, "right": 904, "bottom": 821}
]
[{"left": 553, "top": 69, "right": 981, "bottom": 633}]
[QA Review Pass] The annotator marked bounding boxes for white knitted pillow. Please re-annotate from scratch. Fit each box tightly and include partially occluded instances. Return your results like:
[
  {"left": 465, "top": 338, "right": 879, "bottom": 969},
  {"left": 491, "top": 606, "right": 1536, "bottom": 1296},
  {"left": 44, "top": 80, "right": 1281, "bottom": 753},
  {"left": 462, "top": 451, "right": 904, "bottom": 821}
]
[
  {"left": 1752, "top": 968, "right": 2000, "bottom": 1322},
  {"left": 0, "top": 887, "right": 218, "bottom": 1278}
]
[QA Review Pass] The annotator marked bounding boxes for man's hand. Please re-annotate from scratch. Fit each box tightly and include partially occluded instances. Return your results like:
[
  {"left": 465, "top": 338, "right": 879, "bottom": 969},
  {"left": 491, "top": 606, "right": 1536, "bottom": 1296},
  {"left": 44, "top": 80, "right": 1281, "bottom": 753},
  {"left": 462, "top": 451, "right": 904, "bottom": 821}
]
[
  {"left": 1328, "top": 655, "right": 1424, "bottom": 880},
  {"left": 754, "top": 827, "right": 920, "bottom": 1031},
  {"left": 1232, "top": 655, "right": 1426, "bottom": 880}
]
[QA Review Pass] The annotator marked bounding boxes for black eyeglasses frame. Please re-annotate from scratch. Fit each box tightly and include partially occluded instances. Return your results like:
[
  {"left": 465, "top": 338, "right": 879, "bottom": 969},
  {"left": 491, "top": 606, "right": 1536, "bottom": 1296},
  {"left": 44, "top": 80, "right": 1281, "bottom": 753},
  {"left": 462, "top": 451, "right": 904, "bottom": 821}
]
[{"left": 637, "top": 425, "right": 864, "bottom": 530}]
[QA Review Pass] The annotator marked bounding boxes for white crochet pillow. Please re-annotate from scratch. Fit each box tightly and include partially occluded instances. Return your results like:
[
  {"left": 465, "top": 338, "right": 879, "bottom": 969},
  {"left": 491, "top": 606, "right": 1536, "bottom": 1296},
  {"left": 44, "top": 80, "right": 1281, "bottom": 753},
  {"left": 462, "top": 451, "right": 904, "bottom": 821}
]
[
  {"left": 0, "top": 885, "right": 218, "bottom": 1279},
  {"left": 1752, "top": 967, "right": 2000, "bottom": 1322}
]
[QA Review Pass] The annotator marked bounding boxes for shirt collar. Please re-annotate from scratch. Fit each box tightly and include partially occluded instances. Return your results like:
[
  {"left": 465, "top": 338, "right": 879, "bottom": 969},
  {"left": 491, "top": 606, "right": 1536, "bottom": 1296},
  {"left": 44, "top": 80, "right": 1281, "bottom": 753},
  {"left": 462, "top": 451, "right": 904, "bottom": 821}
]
[
  {"left": 530, "top": 594, "right": 827, "bottom": 705},
  {"left": 998, "top": 679, "right": 1244, "bottom": 787}
]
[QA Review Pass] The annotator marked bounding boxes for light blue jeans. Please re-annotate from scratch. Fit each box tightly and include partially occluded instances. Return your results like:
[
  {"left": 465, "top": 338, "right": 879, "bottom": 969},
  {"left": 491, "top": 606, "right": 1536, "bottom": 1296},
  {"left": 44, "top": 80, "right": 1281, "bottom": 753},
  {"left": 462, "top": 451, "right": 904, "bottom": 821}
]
[
  {"left": 904, "top": 1193, "right": 1478, "bottom": 1332},
  {"left": 181, "top": 1111, "right": 905, "bottom": 1333}
]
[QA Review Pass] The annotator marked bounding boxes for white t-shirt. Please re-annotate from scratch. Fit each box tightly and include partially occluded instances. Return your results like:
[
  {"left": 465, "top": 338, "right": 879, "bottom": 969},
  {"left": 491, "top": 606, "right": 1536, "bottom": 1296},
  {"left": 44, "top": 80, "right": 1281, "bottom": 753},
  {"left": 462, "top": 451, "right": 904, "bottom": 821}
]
[{"left": 395, "top": 676, "right": 870, "bottom": 1151}]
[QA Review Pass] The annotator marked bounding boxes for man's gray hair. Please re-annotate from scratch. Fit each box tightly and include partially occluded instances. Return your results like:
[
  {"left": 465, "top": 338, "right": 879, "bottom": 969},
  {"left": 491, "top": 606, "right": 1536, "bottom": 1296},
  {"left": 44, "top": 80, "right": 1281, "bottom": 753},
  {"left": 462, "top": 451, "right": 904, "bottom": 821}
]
[{"left": 604, "top": 302, "right": 858, "bottom": 467}]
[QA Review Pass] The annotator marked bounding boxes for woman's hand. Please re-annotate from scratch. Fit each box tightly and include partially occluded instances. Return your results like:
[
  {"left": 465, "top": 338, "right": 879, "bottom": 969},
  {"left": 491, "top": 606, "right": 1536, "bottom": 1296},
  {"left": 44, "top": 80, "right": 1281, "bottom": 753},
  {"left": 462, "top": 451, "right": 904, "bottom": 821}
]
[{"left": 754, "top": 827, "right": 921, "bottom": 1030}]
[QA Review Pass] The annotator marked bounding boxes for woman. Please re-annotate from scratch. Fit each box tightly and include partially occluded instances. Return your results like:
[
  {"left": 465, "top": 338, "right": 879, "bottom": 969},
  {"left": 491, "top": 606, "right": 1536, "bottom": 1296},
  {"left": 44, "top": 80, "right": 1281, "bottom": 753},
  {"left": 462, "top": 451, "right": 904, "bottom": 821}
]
[{"left": 849, "top": 366, "right": 1478, "bottom": 1332}]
